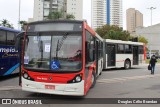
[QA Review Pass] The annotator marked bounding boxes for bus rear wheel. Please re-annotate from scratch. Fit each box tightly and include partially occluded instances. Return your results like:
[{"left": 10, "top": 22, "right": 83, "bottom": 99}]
[
  {"left": 91, "top": 72, "right": 96, "bottom": 88},
  {"left": 124, "top": 60, "right": 131, "bottom": 69}
]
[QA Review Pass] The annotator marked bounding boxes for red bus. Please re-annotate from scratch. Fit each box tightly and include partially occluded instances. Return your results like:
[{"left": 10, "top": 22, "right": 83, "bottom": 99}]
[{"left": 15, "top": 20, "right": 103, "bottom": 96}]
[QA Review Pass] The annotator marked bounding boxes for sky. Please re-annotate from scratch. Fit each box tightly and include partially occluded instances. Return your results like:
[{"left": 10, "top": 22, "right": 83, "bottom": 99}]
[{"left": 0, "top": 0, "right": 160, "bottom": 30}]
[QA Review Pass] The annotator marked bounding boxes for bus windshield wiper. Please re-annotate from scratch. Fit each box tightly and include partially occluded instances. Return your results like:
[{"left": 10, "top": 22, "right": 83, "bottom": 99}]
[
  {"left": 38, "top": 39, "right": 43, "bottom": 60},
  {"left": 55, "top": 32, "right": 68, "bottom": 60}
]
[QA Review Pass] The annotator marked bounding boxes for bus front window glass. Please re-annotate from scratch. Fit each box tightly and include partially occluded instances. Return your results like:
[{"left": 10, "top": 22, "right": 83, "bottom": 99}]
[
  {"left": 24, "top": 34, "right": 82, "bottom": 72},
  {"left": 51, "top": 35, "right": 82, "bottom": 71},
  {"left": 24, "top": 36, "right": 51, "bottom": 70}
]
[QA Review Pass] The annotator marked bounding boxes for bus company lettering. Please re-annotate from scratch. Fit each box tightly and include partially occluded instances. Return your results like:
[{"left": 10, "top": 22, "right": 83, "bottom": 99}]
[
  {"left": 0, "top": 48, "right": 18, "bottom": 53},
  {"left": 2, "top": 52, "right": 19, "bottom": 58},
  {"left": 36, "top": 77, "right": 48, "bottom": 81}
]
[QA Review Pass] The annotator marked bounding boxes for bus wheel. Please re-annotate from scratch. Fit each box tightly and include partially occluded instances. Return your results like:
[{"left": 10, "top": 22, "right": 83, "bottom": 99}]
[
  {"left": 91, "top": 72, "right": 96, "bottom": 88},
  {"left": 124, "top": 60, "right": 131, "bottom": 69}
]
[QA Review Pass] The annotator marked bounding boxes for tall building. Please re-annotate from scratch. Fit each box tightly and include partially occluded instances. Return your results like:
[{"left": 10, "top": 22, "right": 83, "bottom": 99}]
[
  {"left": 67, "top": 0, "right": 83, "bottom": 20},
  {"left": 33, "top": 0, "right": 64, "bottom": 21},
  {"left": 107, "top": 0, "right": 123, "bottom": 27},
  {"left": 91, "top": 0, "right": 106, "bottom": 29},
  {"left": 33, "top": 0, "right": 83, "bottom": 21},
  {"left": 91, "top": 0, "right": 123, "bottom": 29},
  {"left": 126, "top": 8, "right": 143, "bottom": 33},
  {"left": 33, "top": 0, "right": 43, "bottom": 21}
]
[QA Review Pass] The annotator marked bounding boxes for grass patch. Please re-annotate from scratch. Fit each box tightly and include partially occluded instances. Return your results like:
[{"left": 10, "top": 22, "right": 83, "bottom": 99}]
[{"left": 145, "top": 59, "right": 160, "bottom": 64}]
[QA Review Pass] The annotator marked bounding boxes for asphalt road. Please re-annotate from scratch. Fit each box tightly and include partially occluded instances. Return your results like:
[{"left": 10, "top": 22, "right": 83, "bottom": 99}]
[{"left": 0, "top": 65, "right": 160, "bottom": 107}]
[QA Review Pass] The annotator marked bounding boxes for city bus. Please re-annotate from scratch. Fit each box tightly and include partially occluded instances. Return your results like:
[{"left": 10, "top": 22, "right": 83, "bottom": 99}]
[
  {"left": 103, "top": 39, "right": 146, "bottom": 69},
  {"left": 0, "top": 26, "right": 21, "bottom": 76},
  {"left": 15, "top": 20, "right": 103, "bottom": 96}
]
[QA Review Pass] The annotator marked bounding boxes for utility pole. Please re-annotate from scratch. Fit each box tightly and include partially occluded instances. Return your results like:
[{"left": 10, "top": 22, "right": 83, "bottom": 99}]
[
  {"left": 147, "top": 7, "right": 156, "bottom": 26},
  {"left": 147, "top": 7, "right": 156, "bottom": 58},
  {"left": 18, "top": 0, "right": 21, "bottom": 30}
]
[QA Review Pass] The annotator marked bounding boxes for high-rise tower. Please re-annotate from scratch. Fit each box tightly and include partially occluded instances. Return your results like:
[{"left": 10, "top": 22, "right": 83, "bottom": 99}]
[
  {"left": 126, "top": 8, "right": 143, "bottom": 33},
  {"left": 33, "top": 0, "right": 83, "bottom": 21},
  {"left": 106, "top": 0, "right": 123, "bottom": 27},
  {"left": 91, "top": 0, "right": 123, "bottom": 29}
]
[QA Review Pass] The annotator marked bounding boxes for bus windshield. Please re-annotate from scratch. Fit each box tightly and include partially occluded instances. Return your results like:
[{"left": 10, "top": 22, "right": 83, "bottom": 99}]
[{"left": 24, "top": 33, "right": 82, "bottom": 72}]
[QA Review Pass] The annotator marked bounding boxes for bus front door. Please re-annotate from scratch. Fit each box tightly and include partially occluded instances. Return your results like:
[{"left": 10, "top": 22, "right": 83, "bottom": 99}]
[
  {"left": 133, "top": 46, "right": 138, "bottom": 65},
  {"left": 107, "top": 44, "right": 116, "bottom": 67}
]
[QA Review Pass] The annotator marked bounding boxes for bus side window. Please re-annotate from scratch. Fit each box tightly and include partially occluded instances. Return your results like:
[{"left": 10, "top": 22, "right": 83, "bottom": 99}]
[
  {"left": 0, "top": 30, "right": 6, "bottom": 45},
  {"left": 7, "top": 31, "right": 15, "bottom": 45},
  {"left": 85, "top": 42, "right": 90, "bottom": 63},
  {"left": 125, "top": 45, "right": 132, "bottom": 53},
  {"left": 139, "top": 46, "right": 144, "bottom": 54},
  {"left": 85, "top": 30, "right": 94, "bottom": 64},
  {"left": 117, "top": 44, "right": 124, "bottom": 53}
]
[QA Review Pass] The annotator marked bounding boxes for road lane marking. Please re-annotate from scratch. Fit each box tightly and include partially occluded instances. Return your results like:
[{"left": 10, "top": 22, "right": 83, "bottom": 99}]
[
  {"left": 97, "top": 74, "right": 160, "bottom": 84},
  {"left": 0, "top": 86, "right": 21, "bottom": 91}
]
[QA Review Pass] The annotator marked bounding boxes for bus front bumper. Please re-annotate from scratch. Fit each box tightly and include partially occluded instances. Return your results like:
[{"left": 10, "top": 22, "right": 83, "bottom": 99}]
[{"left": 22, "top": 78, "right": 85, "bottom": 96}]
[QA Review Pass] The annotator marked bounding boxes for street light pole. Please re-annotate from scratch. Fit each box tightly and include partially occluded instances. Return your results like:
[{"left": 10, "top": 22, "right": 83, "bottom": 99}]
[
  {"left": 18, "top": 0, "right": 21, "bottom": 30},
  {"left": 147, "top": 7, "right": 156, "bottom": 58},
  {"left": 147, "top": 7, "right": 156, "bottom": 26}
]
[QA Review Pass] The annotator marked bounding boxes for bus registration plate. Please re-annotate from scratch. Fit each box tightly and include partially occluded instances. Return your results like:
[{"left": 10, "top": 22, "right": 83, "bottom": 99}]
[{"left": 45, "top": 85, "right": 55, "bottom": 90}]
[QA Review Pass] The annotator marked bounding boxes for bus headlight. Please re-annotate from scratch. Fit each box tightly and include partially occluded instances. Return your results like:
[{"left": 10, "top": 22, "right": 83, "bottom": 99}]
[
  {"left": 23, "top": 73, "right": 28, "bottom": 79},
  {"left": 67, "top": 74, "right": 82, "bottom": 83},
  {"left": 75, "top": 75, "right": 82, "bottom": 82},
  {"left": 22, "top": 71, "right": 34, "bottom": 81}
]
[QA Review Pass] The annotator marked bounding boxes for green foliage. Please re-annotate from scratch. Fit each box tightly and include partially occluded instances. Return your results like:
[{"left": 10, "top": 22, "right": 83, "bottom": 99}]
[
  {"left": 0, "top": 19, "right": 14, "bottom": 29},
  {"left": 96, "top": 25, "right": 130, "bottom": 41},
  {"left": 66, "top": 14, "right": 75, "bottom": 20},
  {"left": 96, "top": 24, "right": 149, "bottom": 44},
  {"left": 138, "top": 36, "right": 148, "bottom": 44},
  {"left": 47, "top": 11, "right": 75, "bottom": 20},
  {"left": 130, "top": 35, "right": 148, "bottom": 45},
  {"left": 146, "top": 59, "right": 160, "bottom": 64},
  {"left": 48, "top": 11, "right": 63, "bottom": 20},
  {"left": 19, "top": 20, "right": 27, "bottom": 31}
]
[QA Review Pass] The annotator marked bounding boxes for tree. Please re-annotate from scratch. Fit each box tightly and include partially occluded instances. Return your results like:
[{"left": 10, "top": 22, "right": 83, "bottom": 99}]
[
  {"left": 19, "top": 21, "right": 27, "bottom": 31},
  {"left": 0, "top": 19, "right": 14, "bottom": 28},
  {"left": 130, "top": 35, "right": 148, "bottom": 45},
  {"left": 96, "top": 24, "right": 130, "bottom": 41},
  {"left": 48, "top": 11, "right": 63, "bottom": 20},
  {"left": 138, "top": 36, "right": 148, "bottom": 44},
  {"left": 47, "top": 11, "right": 75, "bottom": 20},
  {"left": 66, "top": 14, "right": 75, "bottom": 20}
]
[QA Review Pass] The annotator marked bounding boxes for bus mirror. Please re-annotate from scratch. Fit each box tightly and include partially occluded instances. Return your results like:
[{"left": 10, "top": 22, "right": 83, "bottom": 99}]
[{"left": 15, "top": 32, "right": 24, "bottom": 50}]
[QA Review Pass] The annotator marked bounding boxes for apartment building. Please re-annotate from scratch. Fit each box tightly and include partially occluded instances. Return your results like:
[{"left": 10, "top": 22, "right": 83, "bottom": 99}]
[
  {"left": 108, "top": 0, "right": 123, "bottom": 27},
  {"left": 33, "top": 0, "right": 83, "bottom": 21},
  {"left": 126, "top": 8, "right": 143, "bottom": 33},
  {"left": 91, "top": 0, "right": 123, "bottom": 29}
]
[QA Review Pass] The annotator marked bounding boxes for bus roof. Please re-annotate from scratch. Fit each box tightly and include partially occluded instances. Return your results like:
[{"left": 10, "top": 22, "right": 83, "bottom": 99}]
[
  {"left": 96, "top": 33, "right": 104, "bottom": 41},
  {"left": 104, "top": 39, "right": 144, "bottom": 45},
  {"left": 28, "top": 20, "right": 84, "bottom": 25},
  {"left": 0, "top": 26, "right": 20, "bottom": 33}
]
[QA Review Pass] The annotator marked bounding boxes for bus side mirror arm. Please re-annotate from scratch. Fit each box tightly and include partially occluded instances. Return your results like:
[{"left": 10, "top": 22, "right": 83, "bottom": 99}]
[
  {"left": 15, "top": 32, "right": 24, "bottom": 86},
  {"left": 15, "top": 32, "right": 25, "bottom": 50}
]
